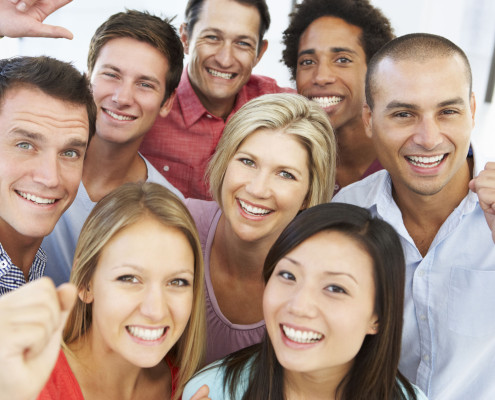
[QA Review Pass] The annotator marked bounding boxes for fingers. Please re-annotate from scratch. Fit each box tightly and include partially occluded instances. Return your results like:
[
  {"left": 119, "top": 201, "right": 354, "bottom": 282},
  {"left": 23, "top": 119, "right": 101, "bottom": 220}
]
[
  {"left": 26, "top": 22, "right": 73, "bottom": 39},
  {"left": 189, "top": 384, "right": 211, "bottom": 400},
  {"left": 470, "top": 162, "right": 495, "bottom": 214}
]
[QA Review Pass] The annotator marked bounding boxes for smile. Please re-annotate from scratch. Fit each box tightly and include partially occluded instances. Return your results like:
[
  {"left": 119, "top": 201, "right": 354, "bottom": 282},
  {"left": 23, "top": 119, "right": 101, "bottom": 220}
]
[
  {"left": 282, "top": 324, "right": 323, "bottom": 344},
  {"left": 406, "top": 154, "right": 445, "bottom": 168},
  {"left": 239, "top": 199, "right": 273, "bottom": 216},
  {"left": 17, "top": 191, "right": 56, "bottom": 205},
  {"left": 126, "top": 326, "right": 166, "bottom": 341},
  {"left": 103, "top": 108, "right": 136, "bottom": 121},
  {"left": 207, "top": 68, "right": 235, "bottom": 80},
  {"left": 310, "top": 96, "right": 343, "bottom": 108}
]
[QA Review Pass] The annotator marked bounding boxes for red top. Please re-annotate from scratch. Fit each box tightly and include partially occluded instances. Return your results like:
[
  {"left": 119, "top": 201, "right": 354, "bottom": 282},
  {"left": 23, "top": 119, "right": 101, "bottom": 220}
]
[
  {"left": 37, "top": 350, "right": 180, "bottom": 399},
  {"left": 140, "top": 67, "right": 295, "bottom": 200}
]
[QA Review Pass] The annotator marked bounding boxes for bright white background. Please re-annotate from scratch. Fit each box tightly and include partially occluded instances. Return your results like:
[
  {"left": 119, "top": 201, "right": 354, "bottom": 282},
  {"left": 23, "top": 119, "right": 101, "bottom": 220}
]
[{"left": 1, "top": 0, "right": 494, "bottom": 150}]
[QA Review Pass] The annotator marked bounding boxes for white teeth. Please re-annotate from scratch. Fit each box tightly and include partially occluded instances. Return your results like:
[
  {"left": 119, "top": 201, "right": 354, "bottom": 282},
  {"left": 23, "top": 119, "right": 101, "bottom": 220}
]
[
  {"left": 282, "top": 325, "right": 323, "bottom": 343},
  {"left": 208, "top": 68, "right": 234, "bottom": 80},
  {"left": 311, "top": 96, "right": 343, "bottom": 108},
  {"left": 17, "top": 191, "right": 55, "bottom": 204},
  {"left": 104, "top": 109, "right": 135, "bottom": 121},
  {"left": 127, "top": 326, "right": 165, "bottom": 341},
  {"left": 239, "top": 199, "right": 271, "bottom": 216},
  {"left": 407, "top": 154, "right": 445, "bottom": 168}
]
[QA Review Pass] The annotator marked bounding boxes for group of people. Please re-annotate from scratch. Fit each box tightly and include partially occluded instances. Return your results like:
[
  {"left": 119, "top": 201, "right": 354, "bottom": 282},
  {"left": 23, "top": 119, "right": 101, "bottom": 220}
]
[{"left": 0, "top": 0, "right": 495, "bottom": 399}]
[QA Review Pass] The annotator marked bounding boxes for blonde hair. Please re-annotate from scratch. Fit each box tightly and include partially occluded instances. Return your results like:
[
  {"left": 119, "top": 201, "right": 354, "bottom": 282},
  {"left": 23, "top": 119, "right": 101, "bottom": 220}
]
[
  {"left": 63, "top": 182, "right": 205, "bottom": 400},
  {"left": 207, "top": 93, "right": 336, "bottom": 208}
]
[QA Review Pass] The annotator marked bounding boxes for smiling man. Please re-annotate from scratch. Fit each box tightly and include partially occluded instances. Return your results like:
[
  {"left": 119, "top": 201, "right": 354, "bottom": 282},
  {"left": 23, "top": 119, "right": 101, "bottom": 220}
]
[
  {"left": 0, "top": 56, "right": 95, "bottom": 296},
  {"left": 140, "top": 0, "right": 294, "bottom": 199},
  {"left": 282, "top": 0, "right": 394, "bottom": 193},
  {"left": 42, "top": 10, "right": 185, "bottom": 286},
  {"left": 334, "top": 33, "right": 495, "bottom": 399}
]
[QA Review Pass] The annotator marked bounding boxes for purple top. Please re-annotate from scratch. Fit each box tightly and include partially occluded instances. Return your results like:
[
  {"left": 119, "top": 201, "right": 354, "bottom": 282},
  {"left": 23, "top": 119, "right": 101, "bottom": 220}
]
[{"left": 185, "top": 199, "right": 266, "bottom": 364}]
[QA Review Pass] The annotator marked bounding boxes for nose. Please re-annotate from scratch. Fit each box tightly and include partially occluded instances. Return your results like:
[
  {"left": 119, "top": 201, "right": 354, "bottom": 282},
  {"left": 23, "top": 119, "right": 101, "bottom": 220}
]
[
  {"left": 413, "top": 116, "right": 443, "bottom": 150},
  {"left": 287, "top": 283, "right": 318, "bottom": 319},
  {"left": 313, "top": 62, "right": 337, "bottom": 87},
  {"left": 140, "top": 285, "right": 167, "bottom": 322},
  {"left": 214, "top": 43, "right": 234, "bottom": 68},
  {"left": 245, "top": 170, "right": 271, "bottom": 199},
  {"left": 111, "top": 81, "right": 133, "bottom": 107},
  {"left": 33, "top": 152, "right": 60, "bottom": 188}
]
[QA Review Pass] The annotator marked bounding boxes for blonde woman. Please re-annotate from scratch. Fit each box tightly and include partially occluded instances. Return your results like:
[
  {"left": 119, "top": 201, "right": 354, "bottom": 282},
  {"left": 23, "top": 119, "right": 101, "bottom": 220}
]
[
  {"left": 186, "top": 93, "right": 336, "bottom": 364},
  {"left": 38, "top": 182, "right": 206, "bottom": 400}
]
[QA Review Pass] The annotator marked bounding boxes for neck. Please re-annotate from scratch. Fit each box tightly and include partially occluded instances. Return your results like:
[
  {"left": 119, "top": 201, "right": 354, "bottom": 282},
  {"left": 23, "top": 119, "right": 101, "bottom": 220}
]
[
  {"left": 393, "top": 158, "right": 473, "bottom": 256},
  {"left": 188, "top": 72, "right": 236, "bottom": 119},
  {"left": 335, "top": 121, "right": 376, "bottom": 188},
  {"left": 0, "top": 223, "right": 41, "bottom": 279},
  {"left": 284, "top": 366, "right": 349, "bottom": 400},
  {"left": 82, "top": 135, "right": 147, "bottom": 202}
]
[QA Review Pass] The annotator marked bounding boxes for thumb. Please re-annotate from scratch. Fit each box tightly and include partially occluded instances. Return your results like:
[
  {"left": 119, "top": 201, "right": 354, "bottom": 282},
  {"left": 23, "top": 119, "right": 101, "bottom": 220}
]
[
  {"left": 56, "top": 283, "right": 77, "bottom": 328},
  {"left": 30, "top": 23, "right": 73, "bottom": 39},
  {"left": 189, "top": 384, "right": 210, "bottom": 400}
]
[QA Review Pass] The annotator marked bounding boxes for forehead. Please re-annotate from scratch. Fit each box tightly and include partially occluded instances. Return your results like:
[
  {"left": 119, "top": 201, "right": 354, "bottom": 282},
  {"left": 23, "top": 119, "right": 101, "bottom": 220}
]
[
  {"left": 193, "top": 0, "right": 261, "bottom": 39},
  {"left": 93, "top": 37, "right": 169, "bottom": 78},
  {"left": 372, "top": 55, "right": 471, "bottom": 106},
  {"left": 0, "top": 86, "right": 89, "bottom": 138},
  {"left": 299, "top": 16, "right": 365, "bottom": 55}
]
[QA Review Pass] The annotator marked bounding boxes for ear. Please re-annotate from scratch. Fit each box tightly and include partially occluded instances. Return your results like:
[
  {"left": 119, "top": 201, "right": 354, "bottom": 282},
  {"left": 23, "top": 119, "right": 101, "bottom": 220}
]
[
  {"left": 254, "top": 39, "right": 268, "bottom": 66},
  {"left": 78, "top": 282, "right": 94, "bottom": 304},
  {"left": 470, "top": 92, "right": 476, "bottom": 129},
  {"left": 367, "top": 317, "right": 379, "bottom": 335},
  {"left": 362, "top": 103, "right": 373, "bottom": 139},
  {"left": 159, "top": 90, "right": 176, "bottom": 118},
  {"left": 180, "top": 23, "right": 190, "bottom": 55}
]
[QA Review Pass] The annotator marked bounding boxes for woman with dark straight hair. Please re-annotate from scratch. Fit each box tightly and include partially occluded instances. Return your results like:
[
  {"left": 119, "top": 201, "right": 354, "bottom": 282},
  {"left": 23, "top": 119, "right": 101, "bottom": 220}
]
[{"left": 183, "top": 203, "right": 427, "bottom": 400}]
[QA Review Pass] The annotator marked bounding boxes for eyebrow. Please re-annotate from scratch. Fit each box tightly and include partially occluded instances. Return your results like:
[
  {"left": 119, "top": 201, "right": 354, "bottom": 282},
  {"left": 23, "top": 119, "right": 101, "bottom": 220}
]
[
  {"left": 385, "top": 97, "right": 467, "bottom": 111},
  {"left": 100, "top": 64, "right": 162, "bottom": 87},
  {"left": 111, "top": 264, "right": 194, "bottom": 276},
  {"left": 297, "top": 46, "right": 359, "bottom": 59},
  {"left": 10, "top": 129, "right": 88, "bottom": 149},
  {"left": 283, "top": 256, "right": 358, "bottom": 284}
]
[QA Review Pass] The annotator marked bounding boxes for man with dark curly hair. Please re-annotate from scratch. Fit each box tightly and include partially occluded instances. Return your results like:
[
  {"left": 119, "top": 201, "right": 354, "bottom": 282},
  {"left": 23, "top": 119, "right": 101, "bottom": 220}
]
[{"left": 282, "top": 0, "right": 394, "bottom": 193}]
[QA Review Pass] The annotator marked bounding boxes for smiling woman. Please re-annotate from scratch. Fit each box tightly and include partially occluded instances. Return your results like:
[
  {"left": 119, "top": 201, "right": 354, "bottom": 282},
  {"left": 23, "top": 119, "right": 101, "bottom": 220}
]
[
  {"left": 183, "top": 203, "right": 427, "bottom": 400},
  {"left": 37, "top": 182, "right": 206, "bottom": 400}
]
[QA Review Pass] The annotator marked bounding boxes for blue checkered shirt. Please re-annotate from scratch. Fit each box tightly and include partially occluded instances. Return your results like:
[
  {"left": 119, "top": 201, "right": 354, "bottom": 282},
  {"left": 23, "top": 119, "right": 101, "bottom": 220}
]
[{"left": 0, "top": 243, "right": 46, "bottom": 296}]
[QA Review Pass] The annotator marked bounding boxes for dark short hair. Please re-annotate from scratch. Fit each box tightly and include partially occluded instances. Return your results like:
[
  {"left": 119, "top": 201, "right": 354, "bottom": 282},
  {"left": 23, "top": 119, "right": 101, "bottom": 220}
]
[
  {"left": 184, "top": 0, "right": 270, "bottom": 50},
  {"left": 365, "top": 32, "right": 473, "bottom": 110},
  {"left": 282, "top": 0, "right": 394, "bottom": 80},
  {"left": 87, "top": 9, "right": 184, "bottom": 102},
  {"left": 0, "top": 56, "right": 96, "bottom": 141}
]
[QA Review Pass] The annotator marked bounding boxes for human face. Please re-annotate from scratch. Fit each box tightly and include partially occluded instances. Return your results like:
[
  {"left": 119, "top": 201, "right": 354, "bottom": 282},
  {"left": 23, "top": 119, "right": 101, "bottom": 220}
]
[
  {"left": 296, "top": 16, "right": 367, "bottom": 132},
  {"left": 0, "top": 86, "right": 88, "bottom": 241},
  {"left": 82, "top": 216, "right": 194, "bottom": 368},
  {"left": 364, "top": 55, "right": 475, "bottom": 197},
  {"left": 90, "top": 37, "right": 174, "bottom": 145},
  {"left": 263, "top": 231, "right": 377, "bottom": 379},
  {"left": 181, "top": 0, "right": 268, "bottom": 117},
  {"left": 221, "top": 129, "right": 310, "bottom": 244}
]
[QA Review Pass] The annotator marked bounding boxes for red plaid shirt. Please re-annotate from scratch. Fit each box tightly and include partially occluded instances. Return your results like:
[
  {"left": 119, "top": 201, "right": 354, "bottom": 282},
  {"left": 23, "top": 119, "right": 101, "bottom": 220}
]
[{"left": 139, "top": 68, "right": 295, "bottom": 199}]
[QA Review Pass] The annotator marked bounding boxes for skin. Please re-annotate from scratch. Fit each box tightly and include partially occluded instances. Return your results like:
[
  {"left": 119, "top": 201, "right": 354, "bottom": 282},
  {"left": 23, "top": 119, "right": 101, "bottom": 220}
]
[
  {"left": 363, "top": 55, "right": 476, "bottom": 254},
  {"left": 83, "top": 37, "right": 175, "bottom": 202},
  {"left": 180, "top": 0, "right": 268, "bottom": 119},
  {"left": 70, "top": 216, "right": 194, "bottom": 399},
  {"left": 0, "top": 86, "right": 89, "bottom": 274},
  {"left": 296, "top": 16, "right": 375, "bottom": 189},
  {"left": 263, "top": 231, "right": 377, "bottom": 399}
]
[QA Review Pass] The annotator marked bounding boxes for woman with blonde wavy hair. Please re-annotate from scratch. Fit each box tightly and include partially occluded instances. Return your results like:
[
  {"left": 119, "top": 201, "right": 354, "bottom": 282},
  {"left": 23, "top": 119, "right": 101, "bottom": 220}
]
[
  {"left": 38, "top": 182, "right": 206, "bottom": 400},
  {"left": 186, "top": 93, "right": 336, "bottom": 364}
]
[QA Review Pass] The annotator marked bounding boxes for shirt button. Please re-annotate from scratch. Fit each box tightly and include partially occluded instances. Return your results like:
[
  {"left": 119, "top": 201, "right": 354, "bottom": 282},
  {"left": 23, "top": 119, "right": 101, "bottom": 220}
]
[
  {"left": 423, "top": 354, "right": 430, "bottom": 362},
  {"left": 163, "top": 165, "right": 170, "bottom": 172},
  {"left": 419, "top": 314, "right": 427, "bottom": 321},
  {"left": 417, "top": 269, "right": 425, "bottom": 277},
  {"left": 206, "top": 114, "right": 212, "bottom": 119}
]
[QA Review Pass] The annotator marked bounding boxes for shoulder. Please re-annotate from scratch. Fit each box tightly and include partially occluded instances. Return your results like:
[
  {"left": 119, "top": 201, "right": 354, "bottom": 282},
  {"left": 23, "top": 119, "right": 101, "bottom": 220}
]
[
  {"left": 185, "top": 199, "right": 221, "bottom": 226},
  {"left": 38, "top": 350, "right": 83, "bottom": 400},
  {"left": 182, "top": 360, "right": 228, "bottom": 400},
  {"left": 333, "top": 170, "right": 390, "bottom": 209},
  {"left": 141, "top": 154, "right": 185, "bottom": 200},
  {"left": 397, "top": 378, "right": 428, "bottom": 400}
]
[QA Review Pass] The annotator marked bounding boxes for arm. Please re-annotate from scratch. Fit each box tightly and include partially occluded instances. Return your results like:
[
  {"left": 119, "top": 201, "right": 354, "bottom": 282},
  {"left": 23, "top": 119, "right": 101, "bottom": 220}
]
[
  {"left": 0, "top": 0, "right": 73, "bottom": 39},
  {"left": 469, "top": 161, "right": 495, "bottom": 243},
  {"left": 0, "top": 278, "right": 76, "bottom": 400}
]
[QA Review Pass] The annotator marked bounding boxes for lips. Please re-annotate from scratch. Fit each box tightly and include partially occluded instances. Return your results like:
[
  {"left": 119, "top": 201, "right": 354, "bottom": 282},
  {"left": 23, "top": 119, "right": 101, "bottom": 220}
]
[
  {"left": 281, "top": 324, "right": 323, "bottom": 343},
  {"left": 103, "top": 108, "right": 137, "bottom": 121},
  {"left": 126, "top": 326, "right": 167, "bottom": 341},
  {"left": 238, "top": 199, "right": 273, "bottom": 216},
  {"left": 310, "top": 96, "right": 343, "bottom": 108},
  {"left": 406, "top": 154, "right": 446, "bottom": 168},
  {"left": 16, "top": 190, "right": 56, "bottom": 205},
  {"left": 207, "top": 68, "right": 236, "bottom": 80}
]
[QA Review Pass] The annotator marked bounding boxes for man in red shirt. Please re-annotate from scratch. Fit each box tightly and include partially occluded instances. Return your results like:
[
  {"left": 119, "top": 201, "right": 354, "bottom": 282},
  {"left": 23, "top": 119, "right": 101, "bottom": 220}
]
[{"left": 140, "top": 0, "right": 293, "bottom": 199}]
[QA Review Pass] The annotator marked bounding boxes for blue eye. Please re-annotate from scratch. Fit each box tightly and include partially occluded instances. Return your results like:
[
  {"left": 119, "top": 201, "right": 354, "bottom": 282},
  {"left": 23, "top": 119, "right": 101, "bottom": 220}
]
[
  {"left": 62, "top": 150, "right": 79, "bottom": 158},
  {"left": 279, "top": 170, "right": 295, "bottom": 180},
  {"left": 240, "top": 158, "right": 255, "bottom": 167},
  {"left": 17, "top": 142, "right": 33, "bottom": 150}
]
